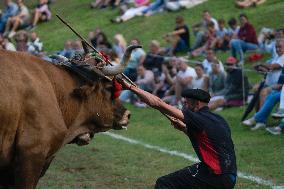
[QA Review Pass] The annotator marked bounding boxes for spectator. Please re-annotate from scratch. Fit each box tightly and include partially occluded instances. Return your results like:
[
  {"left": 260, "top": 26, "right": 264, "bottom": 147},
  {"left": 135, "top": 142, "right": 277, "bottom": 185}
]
[
  {"left": 123, "top": 38, "right": 146, "bottom": 81},
  {"left": 143, "top": 40, "right": 164, "bottom": 72},
  {"left": 272, "top": 84, "right": 284, "bottom": 118},
  {"left": 3, "top": 0, "right": 30, "bottom": 39},
  {"left": 227, "top": 17, "right": 240, "bottom": 39},
  {"left": 235, "top": 0, "right": 266, "bottom": 8},
  {"left": 88, "top": 28, "right": 102, "bottom": 48},
  {"left": 230, "top": 13, "right": 258, "bottom": 61},
  {"left": 215, "top": 18, "right": 230, "bottom": 51},
  {"left": 242, "top": 84, "right": 282, "bottom": 131},
  {"left": 0, "top": 0, "right": 19, "bottom": 33},
  {"left": 28, "top": 0, "right": 52, "bottom": 30},
  {"left": 110, "top": 0, "right": 150, "bottom": 23},
  {"left": 95, "top": 31, "right": 112, "bottom": 52},
  {"left": 14, "top": 30, "right": 28, "bottom": 51},
  {"left": 0, "top": 34, "right": 16, "bottom": 51},
  {"left": 209, "top": 56, "right": 249, "bottom": 110},
  {"left": 192, "top": 64, "right": 209, "bottom": 91},
  {"left": 72, "top": 40, "right": 84, "bottom": 55},
  {"left": 253, "top": 38, "right": 284, "bottom": 109},
  {"left": 209, "top": 61, "right": 226, "bottom": 96},
  {"left": 192, "top": 10, "right": 219, "bottom": 50},
  {"left": 164, "top": 16, "right": 190, "bottom": 54},
  {"left": 191, "top": 21, "right": 217, "bottom": 57},
  {"left": 202, "top": 49, "right": 225, "bottom": 75},
  {"left": 119, "top": 65, "right": 154, "bottom": 107},
  {"left": 174, "top": 58, "right": 197, "bottom": 106},
  {"left": 27, "top": 31, "right": 43, "bottom": 54},
  {"left": 112, "top": 33, "right": 127, "bottom": 59},
  {"left": 59, "top": 40, "right": 74, "bottom": 59}
]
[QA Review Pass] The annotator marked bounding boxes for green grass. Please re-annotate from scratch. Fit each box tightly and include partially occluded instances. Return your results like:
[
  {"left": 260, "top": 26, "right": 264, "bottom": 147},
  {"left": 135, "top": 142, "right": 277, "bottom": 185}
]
[{"left": 8, "top": 0, "right": 284, "bottom": 188}]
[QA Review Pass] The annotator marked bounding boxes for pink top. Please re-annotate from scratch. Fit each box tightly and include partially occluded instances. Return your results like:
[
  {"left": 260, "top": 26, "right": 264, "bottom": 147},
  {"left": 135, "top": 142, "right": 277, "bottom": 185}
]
[
  {"left": 134, "top": 0, "right": 150, "bottom": 7},
  {"left": 36, "top": 4, "right": 52, "bottom": 20}
]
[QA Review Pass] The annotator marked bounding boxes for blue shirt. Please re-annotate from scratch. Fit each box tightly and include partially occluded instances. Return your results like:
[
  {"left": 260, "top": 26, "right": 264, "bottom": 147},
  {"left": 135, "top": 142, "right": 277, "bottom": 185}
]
[{"left": 1, "top": 2, "right": 18, "bottom": 20}]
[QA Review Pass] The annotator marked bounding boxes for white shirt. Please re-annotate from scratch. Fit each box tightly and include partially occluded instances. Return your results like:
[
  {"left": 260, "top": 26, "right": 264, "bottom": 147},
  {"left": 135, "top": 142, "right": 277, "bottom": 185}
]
[
  {"left": 202, "top": 59, "right": 225, "bottom": 75},
  {"left": 266, "top": 54, "right": 284, "bottom": 86},
  {"left": 177, "top": 66, "right": 197, "bottom": 79}
]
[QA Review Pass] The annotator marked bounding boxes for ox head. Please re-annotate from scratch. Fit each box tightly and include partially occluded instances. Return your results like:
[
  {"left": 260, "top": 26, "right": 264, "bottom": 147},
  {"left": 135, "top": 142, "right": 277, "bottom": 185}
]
[{"left": 73, "top": 45, "right": 140, "bottom": 134}]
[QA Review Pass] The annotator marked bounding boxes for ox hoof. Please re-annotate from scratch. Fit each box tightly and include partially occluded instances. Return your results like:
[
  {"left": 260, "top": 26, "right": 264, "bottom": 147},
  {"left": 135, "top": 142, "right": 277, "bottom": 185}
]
[{"left": 76, "top": 133, "right": 92, "bottom": 146}]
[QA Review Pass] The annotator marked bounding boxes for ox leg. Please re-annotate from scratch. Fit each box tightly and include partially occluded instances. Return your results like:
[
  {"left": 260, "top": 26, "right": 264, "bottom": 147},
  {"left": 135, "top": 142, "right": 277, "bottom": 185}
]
[{"left": 14, "top": 152, "right": 46, "bottom": 189}]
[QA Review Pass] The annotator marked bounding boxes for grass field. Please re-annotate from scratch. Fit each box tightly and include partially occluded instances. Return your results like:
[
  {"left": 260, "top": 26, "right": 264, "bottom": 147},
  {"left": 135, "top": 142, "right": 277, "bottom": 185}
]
[{"left": 12, "top": 0, "right": 284, "bottom": 188}]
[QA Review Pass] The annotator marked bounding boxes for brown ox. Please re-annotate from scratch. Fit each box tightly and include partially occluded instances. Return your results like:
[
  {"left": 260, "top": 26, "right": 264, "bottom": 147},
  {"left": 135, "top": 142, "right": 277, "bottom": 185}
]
[{"left": 0, "top": 47, "right": 136, "bottom": 189}]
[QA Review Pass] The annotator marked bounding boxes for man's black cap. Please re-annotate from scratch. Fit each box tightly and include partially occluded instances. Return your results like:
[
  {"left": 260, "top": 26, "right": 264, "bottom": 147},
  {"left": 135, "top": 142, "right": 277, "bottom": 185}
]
[{"left": 181, "top": 89, "right": 211, "bottom": 103}]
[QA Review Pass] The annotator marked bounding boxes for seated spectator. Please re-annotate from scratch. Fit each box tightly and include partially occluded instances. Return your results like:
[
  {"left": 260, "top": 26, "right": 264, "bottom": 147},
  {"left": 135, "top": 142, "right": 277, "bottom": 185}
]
[
  {"left": 120, "top": 65, "right": 154, "bottom": 107},
  {"left": 72, "top": 40, "right": 84, "bottom": 55},
  {"left": 0, "top": 0, "right": 18, "bottom": 33},
  {"left": 192, "top": 10, "right": 219, "bottom": 50},
  {"left": 174, "top": 58, "right": 197, "bottom": 106},
  {"left": 230, "top": 13, "right": 258, "bottom": 61},
  {"left": 88, "top": 27, "right": 102, "bottom": 48},
  {"left": 112, "top": 33, "right": 127, "bottom": 59},
  {"left": 28, "top": 0, "right": 52, "bottom": 30},
  {"left": 27, "top": 31, "right": 43, "bottom": 54},
  {"left": 242, "top": 84, "right": 282, "bottom": 131},
  {"left": 3, "top": 0, "right": 30, "bottom": 39},
  {"left": 209, "top": 56, "right": 249, "bottom": 110},
  {"left": 227, "top": 17, "right": 240, "bottom": 40},
  {"left": 59, "top": 40, "right": 75, "bottom": 59},
  {"left": 95, "top": 31, "right": 112, "bottom": 52},
  {"left": 253, "top": 39, "right": 284, "bottom": 110},
  {"left": 123, "top": 38, "right": 146, "bottom": 81},
  {"left": 143, "top": 40, "right": 164, "bottom": 72},
  {"left": 192, "top": 64, "right": 209, "bottom": 91},
  {"left": 14, "top": 30, "right": 28, "bottom": 51},
  {"left": 235, "top": 0, "right": 266, "bottom": 8},
  {"left": 191, "top": 21, "right": 217, "bottom": 57},
  {"left": 209, "top": 61, "right": 226, "bottom": 96},
  {"left": 164, "top": 16, "right": 190, "bottom": 55},
  {"left": 202, "top": 49, "right": 225, "bottom": 75},
  {"left": 258, "top": 28, "right": 284, "bottom": 63},
  {"left": 110, "top": 0, "right": 150, "bottom": 23},
  {"left": 215, "top": 18, "right": 230, "bottom": 51}
]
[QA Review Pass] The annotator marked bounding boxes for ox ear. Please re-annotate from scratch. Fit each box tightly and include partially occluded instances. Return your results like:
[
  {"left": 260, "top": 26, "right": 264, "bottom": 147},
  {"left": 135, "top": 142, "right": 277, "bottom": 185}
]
[{"left": 72, "top": 84, "right": 95, "bottom": 99}]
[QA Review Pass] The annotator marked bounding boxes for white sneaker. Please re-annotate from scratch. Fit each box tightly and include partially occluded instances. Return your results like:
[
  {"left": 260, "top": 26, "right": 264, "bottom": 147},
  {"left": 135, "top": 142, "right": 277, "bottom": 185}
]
[
  {"left": 242, "top": 117, "right": 256, "bottom": 127},
  {"left": 251, "top": 123, "right": 266, "bottom": 131},
  {"left": 266, "top": 126, "right": 282, "bottom": 135},
  {"left": 272, "top": 109, "right": 284, "bottom": 118}
]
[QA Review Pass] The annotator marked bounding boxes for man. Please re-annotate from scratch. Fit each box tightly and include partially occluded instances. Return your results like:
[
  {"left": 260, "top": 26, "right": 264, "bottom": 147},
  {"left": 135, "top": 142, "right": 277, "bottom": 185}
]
[
  {"left": 230, "top": 13, "right": 258, "bottom": 61},
  {"left": 209, "top": 56, "right": 249, "bottom": 110},
  {"left": 119, "top": 79, "right": 237, "bottom": 188},
  {"left": 192, "top": 10, "right": 219, "bottom": 50},
  {"left": 174, "top": 58, "right": 196, "bottom": 107},
  {"left": 164, "top": 16, "right": 190, "bottom": 54},
  {"left": 0, "top": 0, "right": 18, "bottom": 33}
]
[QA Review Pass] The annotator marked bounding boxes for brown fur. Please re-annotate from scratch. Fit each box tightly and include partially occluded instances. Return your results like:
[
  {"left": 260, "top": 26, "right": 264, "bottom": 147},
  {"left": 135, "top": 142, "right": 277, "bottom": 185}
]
[{"left": 0, "top": 50, "right": 128, "bottom": 189}]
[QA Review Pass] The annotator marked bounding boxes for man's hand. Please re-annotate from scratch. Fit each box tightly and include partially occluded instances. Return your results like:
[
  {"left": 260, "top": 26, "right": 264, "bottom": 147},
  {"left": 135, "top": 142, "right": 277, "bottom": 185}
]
[{"left": 171, "top": 118, "right": 187, "bottom": 133}]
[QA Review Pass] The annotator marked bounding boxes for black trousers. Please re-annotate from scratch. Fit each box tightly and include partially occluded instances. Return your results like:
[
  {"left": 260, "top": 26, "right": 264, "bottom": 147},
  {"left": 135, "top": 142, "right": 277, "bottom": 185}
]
[{"left": 155, "top": 163, "right": 236, "bottom": 189}]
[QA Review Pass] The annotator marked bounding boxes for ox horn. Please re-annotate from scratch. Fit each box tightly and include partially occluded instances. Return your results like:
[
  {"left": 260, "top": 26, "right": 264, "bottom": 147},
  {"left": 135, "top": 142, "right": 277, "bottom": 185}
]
[{"left": 101, "top": 45, "right": 142, "bottom": 76}]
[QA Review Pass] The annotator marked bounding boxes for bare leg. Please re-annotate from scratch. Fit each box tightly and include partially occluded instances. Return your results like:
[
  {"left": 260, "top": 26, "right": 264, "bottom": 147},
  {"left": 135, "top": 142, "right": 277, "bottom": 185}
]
[
  {"left": 32, "top": 10, "right": 41, "bottom": 27},
  {"left": 11, "top": 17, "right": 21, "bottom": 32}
]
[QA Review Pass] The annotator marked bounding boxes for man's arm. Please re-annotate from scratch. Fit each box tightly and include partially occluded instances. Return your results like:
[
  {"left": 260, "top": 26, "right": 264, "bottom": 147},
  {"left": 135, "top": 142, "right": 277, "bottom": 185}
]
[{"left": 119, "top": 79, "right": 185, "bottom": 121}]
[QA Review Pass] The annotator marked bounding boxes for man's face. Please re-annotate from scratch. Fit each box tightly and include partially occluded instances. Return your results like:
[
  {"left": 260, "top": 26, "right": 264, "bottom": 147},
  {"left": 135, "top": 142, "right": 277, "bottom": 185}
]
[
  {"left": 203, "top": 12, "right": 211, "bottom": 22},
  {"left": 206, "top": 50, "right": 215, "bottom": 61},
  {"left": 276, "top": 41, "right": 284, "bottom": 55},
  {"left": 183, "top": 98, "right": 199, "bottom": 112},
  {"left": 239, "top": 16, "right": 247, "bottom": 26}
]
